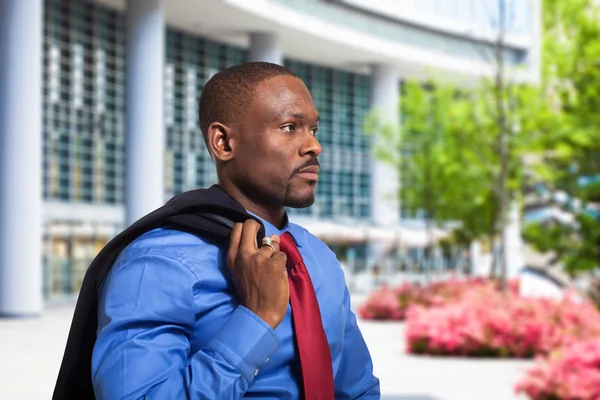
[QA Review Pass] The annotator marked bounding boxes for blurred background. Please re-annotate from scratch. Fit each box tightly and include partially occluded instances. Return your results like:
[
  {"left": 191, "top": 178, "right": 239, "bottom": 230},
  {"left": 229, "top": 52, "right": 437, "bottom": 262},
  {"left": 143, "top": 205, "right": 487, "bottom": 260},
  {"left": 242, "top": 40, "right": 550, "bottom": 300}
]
[{"left": 2, "top": 0, "right": 600, "bottom": 399}]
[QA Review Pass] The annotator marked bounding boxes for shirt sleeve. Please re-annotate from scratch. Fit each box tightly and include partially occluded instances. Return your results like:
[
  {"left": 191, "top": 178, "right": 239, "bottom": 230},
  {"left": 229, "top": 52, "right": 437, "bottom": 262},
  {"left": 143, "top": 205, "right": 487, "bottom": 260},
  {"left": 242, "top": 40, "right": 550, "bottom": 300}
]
[
  {"left": 91, "top": 253, "right": 280, "bottom": 400},
  {"left": 334, "top": 285, "right": 381, "bottom": 399}
]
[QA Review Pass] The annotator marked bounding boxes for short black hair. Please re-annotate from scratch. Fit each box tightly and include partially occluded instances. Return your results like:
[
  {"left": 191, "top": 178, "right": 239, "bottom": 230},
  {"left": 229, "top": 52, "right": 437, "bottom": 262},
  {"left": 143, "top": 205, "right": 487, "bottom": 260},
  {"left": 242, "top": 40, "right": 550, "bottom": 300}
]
[{"left": 198, "top": 62, "right": 299, "bottom": 143}]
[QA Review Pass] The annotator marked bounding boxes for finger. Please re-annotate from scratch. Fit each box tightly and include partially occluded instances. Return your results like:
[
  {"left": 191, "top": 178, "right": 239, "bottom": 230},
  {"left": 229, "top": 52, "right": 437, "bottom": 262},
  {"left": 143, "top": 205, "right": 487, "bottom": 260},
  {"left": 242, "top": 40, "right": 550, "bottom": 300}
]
[
  {"left": 227, "top": 222, "right": 243, "bottom": 269},
  {"left": 257, "top": 233, "right": 280, "bottom": 258},
  {"left": 272, "top": 252, "right": 289, "bottom": 279},
  {"left": 268, "top": 234, "right": 280, "bottom": 253},
  {"left": 257, "top": 244, "right": 276, "bottom": 258},
  {"left": 273, "top": 251, "right": 287, "bottom": 264},
  {"left": 240, "top": 219, "right": 261, "bottom": 253}
]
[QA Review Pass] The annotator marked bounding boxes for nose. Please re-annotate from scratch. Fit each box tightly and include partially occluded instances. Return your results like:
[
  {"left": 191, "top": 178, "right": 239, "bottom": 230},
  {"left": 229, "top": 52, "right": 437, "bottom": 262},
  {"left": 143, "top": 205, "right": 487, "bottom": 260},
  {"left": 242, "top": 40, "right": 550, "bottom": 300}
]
[{"left": 300, "top": 129, "right": 322, "bottom": 158}]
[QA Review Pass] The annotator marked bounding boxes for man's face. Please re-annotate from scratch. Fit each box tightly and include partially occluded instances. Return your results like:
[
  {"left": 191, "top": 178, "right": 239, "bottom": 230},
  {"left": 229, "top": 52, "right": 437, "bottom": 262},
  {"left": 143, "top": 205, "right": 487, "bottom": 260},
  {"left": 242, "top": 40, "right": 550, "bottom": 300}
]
[{"left": 232, "top": 75, "right": 322, "bottom": 209}]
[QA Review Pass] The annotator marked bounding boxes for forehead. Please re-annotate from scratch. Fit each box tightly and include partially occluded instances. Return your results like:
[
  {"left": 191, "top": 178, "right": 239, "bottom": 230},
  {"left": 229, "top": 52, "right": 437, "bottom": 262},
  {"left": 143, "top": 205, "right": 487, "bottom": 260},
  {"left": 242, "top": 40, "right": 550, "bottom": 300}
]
[{"left": 250, "top": 75, "right": 316, "bottom": 118}]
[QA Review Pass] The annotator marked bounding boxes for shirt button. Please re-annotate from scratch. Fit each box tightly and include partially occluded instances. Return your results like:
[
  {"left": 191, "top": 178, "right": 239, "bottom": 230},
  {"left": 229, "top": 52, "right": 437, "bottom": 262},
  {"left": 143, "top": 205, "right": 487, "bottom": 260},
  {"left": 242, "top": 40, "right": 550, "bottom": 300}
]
[{"left": 254, "top": 369, "right": 259, "bottom": 376}]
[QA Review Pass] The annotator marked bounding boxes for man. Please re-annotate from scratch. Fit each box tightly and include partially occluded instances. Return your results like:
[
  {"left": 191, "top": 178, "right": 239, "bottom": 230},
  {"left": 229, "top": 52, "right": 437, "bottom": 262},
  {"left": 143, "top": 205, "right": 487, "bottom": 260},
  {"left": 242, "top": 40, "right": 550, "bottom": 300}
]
[{"left": 91, "top": 62, "right": 380, "bottom": 399}]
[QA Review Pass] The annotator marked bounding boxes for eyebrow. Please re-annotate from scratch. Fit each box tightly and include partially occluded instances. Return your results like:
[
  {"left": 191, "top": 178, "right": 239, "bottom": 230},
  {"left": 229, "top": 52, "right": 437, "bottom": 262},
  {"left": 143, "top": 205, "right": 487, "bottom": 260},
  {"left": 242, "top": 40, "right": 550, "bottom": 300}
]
[{"left": 277, "top": 112, "right": 320, "bottom": 122}]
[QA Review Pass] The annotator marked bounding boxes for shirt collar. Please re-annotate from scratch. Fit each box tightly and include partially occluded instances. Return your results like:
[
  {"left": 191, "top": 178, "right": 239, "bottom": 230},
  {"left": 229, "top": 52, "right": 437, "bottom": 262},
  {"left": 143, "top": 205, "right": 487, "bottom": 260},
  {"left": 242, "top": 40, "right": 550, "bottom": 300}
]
[{"left": 246, "top": 210, "right": 302, "bottom": 248}]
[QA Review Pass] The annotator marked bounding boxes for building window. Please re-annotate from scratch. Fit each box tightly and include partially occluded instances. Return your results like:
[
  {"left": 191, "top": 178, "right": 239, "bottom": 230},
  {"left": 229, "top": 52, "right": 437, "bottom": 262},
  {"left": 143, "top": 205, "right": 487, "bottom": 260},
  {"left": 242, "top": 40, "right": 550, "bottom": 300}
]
[
  {"left": 43, "top": 0, "right": 373, "bottom": 221},
  {"left": 43, "top": 0, "right": 125, "bottom": 204},
  {"left": 285, "top": 60, "right": 372, "bottom": 220},
  {"left": 164, "top": 29, "right": 248, "bottom": 200}
]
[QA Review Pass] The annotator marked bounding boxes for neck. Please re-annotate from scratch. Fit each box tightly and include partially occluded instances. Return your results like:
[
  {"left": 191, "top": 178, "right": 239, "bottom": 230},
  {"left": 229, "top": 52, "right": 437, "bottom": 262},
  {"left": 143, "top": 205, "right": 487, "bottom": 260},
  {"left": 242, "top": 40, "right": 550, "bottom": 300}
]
[{"left": 218, "top": 181, "right": 287, "bottom": 229}]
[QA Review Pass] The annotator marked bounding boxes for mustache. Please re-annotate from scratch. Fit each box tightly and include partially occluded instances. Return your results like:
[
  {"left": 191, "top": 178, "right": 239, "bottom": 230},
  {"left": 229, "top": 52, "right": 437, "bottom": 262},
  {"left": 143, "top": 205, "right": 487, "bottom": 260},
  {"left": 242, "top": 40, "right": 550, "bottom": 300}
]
[{"left": 291, "top": 157, "right": 320, "bottom": 177}]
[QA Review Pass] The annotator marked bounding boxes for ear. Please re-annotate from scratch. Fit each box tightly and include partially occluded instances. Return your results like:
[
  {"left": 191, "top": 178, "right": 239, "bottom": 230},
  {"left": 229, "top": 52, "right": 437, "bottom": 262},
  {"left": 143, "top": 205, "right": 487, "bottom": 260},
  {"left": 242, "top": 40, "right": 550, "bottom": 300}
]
[{"left": 206, "top": 122, "right": 235, "bottom": 162}]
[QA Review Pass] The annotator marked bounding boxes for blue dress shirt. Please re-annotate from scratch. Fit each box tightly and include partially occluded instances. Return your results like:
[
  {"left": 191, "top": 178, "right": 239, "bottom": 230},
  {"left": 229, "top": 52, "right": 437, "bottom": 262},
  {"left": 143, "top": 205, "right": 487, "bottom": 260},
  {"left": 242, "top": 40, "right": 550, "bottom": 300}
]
[{"left": 92, "top": 213, "right": 380, "bottom": 399}]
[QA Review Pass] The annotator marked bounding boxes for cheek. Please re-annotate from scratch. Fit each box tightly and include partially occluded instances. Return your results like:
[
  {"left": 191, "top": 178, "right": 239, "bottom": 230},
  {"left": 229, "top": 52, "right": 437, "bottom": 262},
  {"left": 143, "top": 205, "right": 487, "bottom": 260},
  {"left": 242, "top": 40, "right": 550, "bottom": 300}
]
[
  {"left": 258, "top": 142, "right": 294, "bottom": 175},
  {"left": 241, "top": 148, "right": 288, "bottom": 186},
  {"left": 266, "top": 153, "right": 293, "bottom": 182},
  {"left": 242, "top": 134, "right": 296, "bottom": 181}
]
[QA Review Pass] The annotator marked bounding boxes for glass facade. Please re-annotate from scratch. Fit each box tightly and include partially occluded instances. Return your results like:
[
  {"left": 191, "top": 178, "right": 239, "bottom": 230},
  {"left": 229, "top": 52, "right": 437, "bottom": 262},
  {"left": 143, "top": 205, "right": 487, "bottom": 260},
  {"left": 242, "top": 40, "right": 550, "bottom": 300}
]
[
  {"left": 164, "top": 29, "right": 247, "bottom": 199},
  {"left": 41, "top": 0, "right": 374, "bottom": 297},
  {"left": 43, "top": 0, "right": 372, "bottom": 220},
  {"left": 285, "top": 60, "right": 372, "bottom": 219},
  {"left": 162, "top": 31, "right": 373, "bottom": 219},
  {"left": 43, "top": 0, "right": 126, "bottom": 205}
]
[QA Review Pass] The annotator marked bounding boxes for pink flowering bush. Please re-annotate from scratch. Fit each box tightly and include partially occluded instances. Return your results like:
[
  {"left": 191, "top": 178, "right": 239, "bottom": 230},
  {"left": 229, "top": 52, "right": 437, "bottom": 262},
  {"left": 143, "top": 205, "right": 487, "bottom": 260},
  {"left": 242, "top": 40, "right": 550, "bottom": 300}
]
[
  {"left": 356, "top": 284, "right": 405, "bottom": 320},
  {"left": 405, "top": 286, "right": 600, "bottom": 358},
  {"left": 515, "top": 339, "right": 600, "bottom": 400},
  {"left": 357, "top": 277, "right": 516, "bottom": 321},
  {"left": 358, "top": 277, "right": 600, "bottom": 399}
]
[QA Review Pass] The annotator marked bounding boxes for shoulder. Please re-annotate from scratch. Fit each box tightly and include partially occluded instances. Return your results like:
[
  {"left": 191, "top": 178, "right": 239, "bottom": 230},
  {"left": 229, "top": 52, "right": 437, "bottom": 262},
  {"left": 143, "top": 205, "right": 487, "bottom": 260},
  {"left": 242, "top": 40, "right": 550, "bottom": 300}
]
[
  {"left": 98, "top": 228, "right": 221, "bottom": 325},
  {"left": 289, "top": 222, "right": 339, "bottom": 263},
  {"left": 112, "top": 227, "right": 222, "bottom": 280},
  {"left": 289, "top": 222, "right": 332, "bottom": 249},
  {"left": 288, "top": 222, "right": 348, "bottom": 288}
]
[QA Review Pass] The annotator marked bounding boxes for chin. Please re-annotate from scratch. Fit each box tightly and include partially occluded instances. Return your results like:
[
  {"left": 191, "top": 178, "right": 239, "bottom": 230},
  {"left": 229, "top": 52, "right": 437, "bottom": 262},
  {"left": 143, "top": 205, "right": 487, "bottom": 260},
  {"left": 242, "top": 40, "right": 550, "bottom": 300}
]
[{"left": 283, "top": 184, "right": 316, "bottom": 209}]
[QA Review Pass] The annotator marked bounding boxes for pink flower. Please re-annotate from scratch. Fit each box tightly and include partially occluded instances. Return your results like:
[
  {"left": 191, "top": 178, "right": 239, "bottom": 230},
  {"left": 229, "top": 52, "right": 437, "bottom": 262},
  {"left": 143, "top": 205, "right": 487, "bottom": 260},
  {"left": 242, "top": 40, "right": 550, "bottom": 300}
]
[
  {"left": 358, "top": 284, "right": 404, "bottom": 320},
  {"left": 359, "top": 278, "right": 600, "bottom": 400},
  {"left": 358, "top": 276, "right": 600, "bottom": 398},
  {"left": 516, "top": 339, "right": 600, "bottom": 400},
  {"left": 403, "top": 284, "right": 600, "bottom": 359}
]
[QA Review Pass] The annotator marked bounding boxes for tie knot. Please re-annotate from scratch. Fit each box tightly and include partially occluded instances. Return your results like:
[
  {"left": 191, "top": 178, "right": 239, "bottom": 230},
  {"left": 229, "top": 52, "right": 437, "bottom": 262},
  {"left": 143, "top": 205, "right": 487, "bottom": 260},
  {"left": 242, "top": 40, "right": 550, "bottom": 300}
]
[{"left": 279, "top": 232, "right": 303, "bottom": 268}]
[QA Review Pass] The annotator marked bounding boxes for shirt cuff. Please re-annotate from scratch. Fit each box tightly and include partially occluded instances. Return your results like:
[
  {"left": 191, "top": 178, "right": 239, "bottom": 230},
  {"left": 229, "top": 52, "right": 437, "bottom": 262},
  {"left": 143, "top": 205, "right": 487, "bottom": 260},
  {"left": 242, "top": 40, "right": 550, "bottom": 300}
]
[{"left": 207, "top": 306, "right": 281, "bottom": 383}]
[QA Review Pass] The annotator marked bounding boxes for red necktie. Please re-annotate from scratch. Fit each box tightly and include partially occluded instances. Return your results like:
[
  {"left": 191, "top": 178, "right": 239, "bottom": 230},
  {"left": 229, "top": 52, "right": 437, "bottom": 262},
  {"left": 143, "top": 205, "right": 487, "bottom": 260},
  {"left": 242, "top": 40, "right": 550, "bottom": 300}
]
[{"left": 279, "top": 232, "right": 335, "bottom": 400}]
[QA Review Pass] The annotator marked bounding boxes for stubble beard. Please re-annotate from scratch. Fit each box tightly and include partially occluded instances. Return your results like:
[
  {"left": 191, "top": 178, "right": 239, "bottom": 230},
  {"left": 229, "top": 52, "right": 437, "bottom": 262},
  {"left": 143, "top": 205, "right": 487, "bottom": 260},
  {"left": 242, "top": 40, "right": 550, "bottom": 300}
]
[{"left": 283, "top": 181, "right": 316, "bottom": 208}]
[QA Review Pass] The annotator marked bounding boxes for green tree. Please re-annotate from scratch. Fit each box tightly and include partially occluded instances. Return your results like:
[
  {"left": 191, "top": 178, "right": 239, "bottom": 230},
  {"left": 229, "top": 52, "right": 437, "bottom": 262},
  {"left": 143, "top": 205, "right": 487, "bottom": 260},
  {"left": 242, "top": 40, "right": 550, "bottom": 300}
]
[
  {"left": 367, "top": 0, "right": 600, "bottom": 285},
  {"left": 367, "top": 78, "right": 544, "bottom": 282},
  {"left": 523, "top": 0, "right": 600, "bottom": 274},
  {"left": 396, "top": 81, "right": 501, "bottom": 247},
  {"left": 366, "top": 1, "right": 550, "bottom": 290}
]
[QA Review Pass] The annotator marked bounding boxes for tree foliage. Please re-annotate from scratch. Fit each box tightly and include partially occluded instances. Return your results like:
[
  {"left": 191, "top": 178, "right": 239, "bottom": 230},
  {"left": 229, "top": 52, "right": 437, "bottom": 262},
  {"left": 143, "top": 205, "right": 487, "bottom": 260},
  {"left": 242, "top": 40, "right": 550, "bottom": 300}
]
[
  {"left": 522, "top": 0, "right": 600, "bottom": 274},
  {"left": 366, "top": 0, "right": 600, "bottom": 275},
  {"left": 366, "top": 79, "right": 542, "bottom": 244}
]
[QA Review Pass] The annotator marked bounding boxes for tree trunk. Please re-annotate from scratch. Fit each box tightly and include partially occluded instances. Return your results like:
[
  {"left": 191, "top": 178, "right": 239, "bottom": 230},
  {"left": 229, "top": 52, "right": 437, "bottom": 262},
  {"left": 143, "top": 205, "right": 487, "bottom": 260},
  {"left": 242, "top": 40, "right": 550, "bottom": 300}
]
[
  {"left": 424, "top": 147, "right": 433, "bottom": 284},
  {"left": 489, "top": 235, "right": 500, "bottom": 278}
]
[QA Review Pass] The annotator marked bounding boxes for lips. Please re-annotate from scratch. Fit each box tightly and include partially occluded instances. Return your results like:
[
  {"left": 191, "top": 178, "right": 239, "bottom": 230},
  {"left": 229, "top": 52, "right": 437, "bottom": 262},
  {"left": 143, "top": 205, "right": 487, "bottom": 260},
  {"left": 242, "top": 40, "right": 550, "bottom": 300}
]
[{"left": 296, "top": 166, "right": 319, "bottom": 180}]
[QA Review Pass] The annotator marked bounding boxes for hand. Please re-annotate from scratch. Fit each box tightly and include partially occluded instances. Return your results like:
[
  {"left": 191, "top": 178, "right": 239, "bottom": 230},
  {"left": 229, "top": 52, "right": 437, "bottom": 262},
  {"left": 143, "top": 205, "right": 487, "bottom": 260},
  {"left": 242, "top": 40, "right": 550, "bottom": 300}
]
[{"left": 227, "top": 219, "right": 289, "bottom": 329}]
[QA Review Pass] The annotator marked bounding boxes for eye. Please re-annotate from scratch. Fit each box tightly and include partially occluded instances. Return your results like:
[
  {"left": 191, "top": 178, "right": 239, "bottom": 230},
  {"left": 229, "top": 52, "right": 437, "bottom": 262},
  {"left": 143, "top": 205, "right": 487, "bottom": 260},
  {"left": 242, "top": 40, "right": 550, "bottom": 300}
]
[
  {"left": 311, "top": 127, "right": 318, "bottom": 137},
  {"left": 281, "top": 124, "right": 296, "bottom": 133}
]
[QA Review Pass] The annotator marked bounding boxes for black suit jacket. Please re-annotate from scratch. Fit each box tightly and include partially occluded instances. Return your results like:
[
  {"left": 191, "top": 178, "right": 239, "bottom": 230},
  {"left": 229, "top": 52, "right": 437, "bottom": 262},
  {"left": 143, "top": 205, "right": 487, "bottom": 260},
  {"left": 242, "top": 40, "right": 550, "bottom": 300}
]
[{"left": 52, "top": 185, "right": 266, "bottom": 400}]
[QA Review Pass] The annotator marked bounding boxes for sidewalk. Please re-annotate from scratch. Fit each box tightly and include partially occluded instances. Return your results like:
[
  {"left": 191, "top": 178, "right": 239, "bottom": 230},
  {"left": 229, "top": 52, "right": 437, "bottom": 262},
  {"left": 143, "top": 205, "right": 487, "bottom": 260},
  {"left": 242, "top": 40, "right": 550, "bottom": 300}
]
[
  {"left": 360, "top": 321, "right": 532, "bottom": 400},
  {"left": 0, "top": 304, "right": 532, "bottom": 399}
]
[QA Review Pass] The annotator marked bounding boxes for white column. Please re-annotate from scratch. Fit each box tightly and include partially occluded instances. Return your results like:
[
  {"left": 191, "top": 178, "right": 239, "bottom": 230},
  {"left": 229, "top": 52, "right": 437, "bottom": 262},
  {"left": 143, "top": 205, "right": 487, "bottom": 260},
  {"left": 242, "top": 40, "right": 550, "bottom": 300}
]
[
  {"left": 126, "top": 0, "right": 165, "bottom": 226},
  {"left": 370, "top": 64, "right": 400, "bottom": 226},
  {"left": 504, "top": 201, "right": 525, "bottom": 279},
  {"left": 248, "top": 33, "right": 282, "bottom": 65},
  {"left": 0, "top": 0, "right": 43, "bottom": 316},
  {"left": 470, "top": 240, "right": 488, "bottom": 276},
  {"left": 529, "top": 0, "right": 542, "bottom": 85},
  {"left": 368, "top": 64, "right": 400, "bottom": 270}
]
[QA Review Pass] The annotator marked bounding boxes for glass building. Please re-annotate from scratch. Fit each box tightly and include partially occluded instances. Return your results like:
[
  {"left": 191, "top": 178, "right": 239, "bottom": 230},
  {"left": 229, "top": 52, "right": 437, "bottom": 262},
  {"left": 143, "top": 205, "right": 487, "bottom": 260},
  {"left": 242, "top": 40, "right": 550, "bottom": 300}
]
[{"left": 0, "top": 0, "right": 540, "bottom": 314}]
